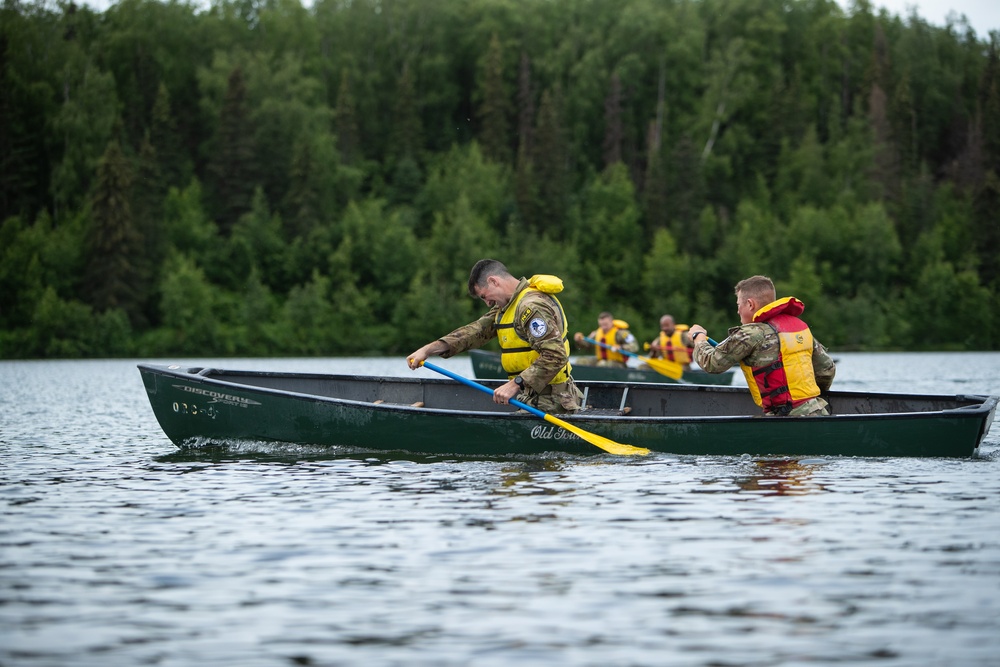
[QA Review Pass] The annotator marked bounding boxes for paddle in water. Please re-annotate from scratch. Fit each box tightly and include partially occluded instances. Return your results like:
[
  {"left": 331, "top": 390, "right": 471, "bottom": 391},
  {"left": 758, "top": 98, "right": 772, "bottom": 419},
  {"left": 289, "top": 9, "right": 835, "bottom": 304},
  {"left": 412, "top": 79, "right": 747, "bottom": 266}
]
[
  {"left": 415, "top": 360, "right": 650, "bottom": 457},
  {"left": 583, "top": 336, "right": 685, "bottom": 380}
]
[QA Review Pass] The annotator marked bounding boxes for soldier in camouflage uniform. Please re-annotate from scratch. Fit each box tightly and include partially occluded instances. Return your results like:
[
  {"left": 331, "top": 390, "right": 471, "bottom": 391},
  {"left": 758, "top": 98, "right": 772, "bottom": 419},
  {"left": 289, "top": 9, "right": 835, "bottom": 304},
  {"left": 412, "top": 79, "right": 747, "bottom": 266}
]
[
  {"left": 407, "top": 259, "right": 584, "bottom": 414},
  {"left": 689, "top": 275, "right": 836, "bottom": 416}
]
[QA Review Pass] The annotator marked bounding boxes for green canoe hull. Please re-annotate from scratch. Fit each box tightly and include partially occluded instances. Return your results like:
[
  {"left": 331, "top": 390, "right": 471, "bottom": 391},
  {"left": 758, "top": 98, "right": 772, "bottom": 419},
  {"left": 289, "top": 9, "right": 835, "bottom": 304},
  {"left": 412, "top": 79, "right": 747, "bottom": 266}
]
[
  {"left": 139, "top": 364, "right": 996, "bottom": 459},
  {"left": 469, "top": 349, "right": 734, "bottom": 385}
]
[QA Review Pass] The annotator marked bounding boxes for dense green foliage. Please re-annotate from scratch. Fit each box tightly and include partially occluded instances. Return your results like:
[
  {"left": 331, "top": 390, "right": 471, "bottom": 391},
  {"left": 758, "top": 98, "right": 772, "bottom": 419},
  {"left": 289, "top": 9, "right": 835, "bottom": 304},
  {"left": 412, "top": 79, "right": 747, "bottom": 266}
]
[{"left": 2, "top": 0, "right": 998, "bottom": 358}]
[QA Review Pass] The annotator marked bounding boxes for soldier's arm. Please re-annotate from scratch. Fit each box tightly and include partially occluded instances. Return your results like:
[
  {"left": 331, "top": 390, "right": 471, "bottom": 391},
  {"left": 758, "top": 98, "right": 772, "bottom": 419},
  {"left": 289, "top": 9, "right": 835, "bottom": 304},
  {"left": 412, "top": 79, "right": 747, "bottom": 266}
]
[
  {"left": 812, "top": 341, "right": 837, "bottom": 392},
  {"left": 438, "top": 311, "right": 498, "bottom": 357},
  {"left": 693, "top": 326, "right": 758, "bottom": 373},
  {"left": 574, "top": 330, "right": 596, "bottom": 349},
  {"left": 617, "top": 330, "right": 640, "bottom": 353}
]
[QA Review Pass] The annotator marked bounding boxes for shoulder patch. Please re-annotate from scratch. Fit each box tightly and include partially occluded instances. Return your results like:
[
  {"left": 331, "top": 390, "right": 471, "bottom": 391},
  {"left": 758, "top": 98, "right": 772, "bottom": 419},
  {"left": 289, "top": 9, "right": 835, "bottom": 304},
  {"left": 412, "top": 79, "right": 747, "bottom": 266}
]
[{"left": 527, "top": 317, "right": 548, "bottom": 338}]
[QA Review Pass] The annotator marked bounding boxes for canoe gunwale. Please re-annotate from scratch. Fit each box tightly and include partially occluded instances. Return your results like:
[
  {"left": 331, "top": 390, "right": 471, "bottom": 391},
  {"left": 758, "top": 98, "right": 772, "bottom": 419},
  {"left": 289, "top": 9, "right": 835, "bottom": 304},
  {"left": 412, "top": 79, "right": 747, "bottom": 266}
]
[{"left": 148, "top": 364, "right": 998, "bottom": 422}]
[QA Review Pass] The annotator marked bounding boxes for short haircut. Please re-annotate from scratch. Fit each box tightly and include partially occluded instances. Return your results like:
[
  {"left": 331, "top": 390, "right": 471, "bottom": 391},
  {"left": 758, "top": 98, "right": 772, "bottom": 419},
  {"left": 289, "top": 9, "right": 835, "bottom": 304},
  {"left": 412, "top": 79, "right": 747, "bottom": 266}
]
[
  {"left": 598, "top": 311, "right": 613, "bottom": 320},
  {"left": 467, "top": 259, "right": 511, "bottom": 297},
  {"left": 734, "top": 275, "right": 776, "bottom": 303}
]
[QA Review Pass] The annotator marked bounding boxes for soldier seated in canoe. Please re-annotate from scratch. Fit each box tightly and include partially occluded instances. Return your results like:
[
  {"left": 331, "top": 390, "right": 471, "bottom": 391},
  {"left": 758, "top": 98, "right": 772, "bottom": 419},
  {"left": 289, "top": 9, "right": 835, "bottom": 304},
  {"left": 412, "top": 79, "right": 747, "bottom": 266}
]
[
  {"left": 689, "top": 275, "right": 836, "bottom": 416},
  {"left": 572, "top": 312, "right": 639, "bottom": 368},
  {"left": 642, "top": 314, "right": 694, "bottom": 372}
]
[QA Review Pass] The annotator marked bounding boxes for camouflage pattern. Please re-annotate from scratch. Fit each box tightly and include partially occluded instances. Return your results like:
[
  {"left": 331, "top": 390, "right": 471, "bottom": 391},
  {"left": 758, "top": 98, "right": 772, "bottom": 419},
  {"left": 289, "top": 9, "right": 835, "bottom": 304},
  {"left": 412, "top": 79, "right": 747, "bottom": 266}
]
[
  {"left": 693, "top": 322, "right": 836, "bottom": 416},
  {"left": 516, "top": 377, "right": 584, "bottom": 414},
  {"left": 437, "top": 278, "right": 583, "bottom": 413}
]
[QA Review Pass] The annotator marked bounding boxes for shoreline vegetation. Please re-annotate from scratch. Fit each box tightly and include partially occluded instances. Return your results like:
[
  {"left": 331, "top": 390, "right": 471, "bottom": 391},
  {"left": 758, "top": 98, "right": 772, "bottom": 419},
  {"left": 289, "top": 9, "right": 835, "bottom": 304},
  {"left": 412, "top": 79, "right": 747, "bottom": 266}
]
[{"left": 2, "top": 0, "right": 998, "bottom": 359}]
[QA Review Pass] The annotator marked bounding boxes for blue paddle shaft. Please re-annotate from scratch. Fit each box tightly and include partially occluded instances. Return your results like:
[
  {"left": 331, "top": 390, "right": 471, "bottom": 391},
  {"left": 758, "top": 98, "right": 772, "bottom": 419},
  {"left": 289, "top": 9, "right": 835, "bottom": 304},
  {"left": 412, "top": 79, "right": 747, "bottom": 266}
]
[
  {"left": 587, "top": 334, "right": 717, "bottom": 350},
  {"left": 421, "top": 361, "right": 545, "bottom": 419},
  {"left": 583, "top": 336, "right": 641, "bottom": 360}
]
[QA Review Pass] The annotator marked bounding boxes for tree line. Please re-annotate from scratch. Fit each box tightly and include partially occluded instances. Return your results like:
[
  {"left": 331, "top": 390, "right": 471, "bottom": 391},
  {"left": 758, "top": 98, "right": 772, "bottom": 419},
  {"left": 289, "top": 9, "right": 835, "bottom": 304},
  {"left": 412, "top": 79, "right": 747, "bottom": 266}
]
[{"left": 1, "top": 0, "right": 998, "bottom": 359}]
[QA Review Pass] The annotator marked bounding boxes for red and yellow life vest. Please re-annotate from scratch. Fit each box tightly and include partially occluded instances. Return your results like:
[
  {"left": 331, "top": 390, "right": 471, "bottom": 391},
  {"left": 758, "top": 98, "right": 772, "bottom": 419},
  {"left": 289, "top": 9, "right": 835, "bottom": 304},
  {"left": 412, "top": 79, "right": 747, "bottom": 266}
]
[
  {"left": 655, "top": 325, "right": 693, "bottom": 364},
  {"left": 740, "top": 297, "right": 821, "bottom": 414},
  {"left": 496, "top": 275, "right": 571, "bottom": 384},
  {"left": 594, "top": 319, "right": 630, "bottom": 363}
]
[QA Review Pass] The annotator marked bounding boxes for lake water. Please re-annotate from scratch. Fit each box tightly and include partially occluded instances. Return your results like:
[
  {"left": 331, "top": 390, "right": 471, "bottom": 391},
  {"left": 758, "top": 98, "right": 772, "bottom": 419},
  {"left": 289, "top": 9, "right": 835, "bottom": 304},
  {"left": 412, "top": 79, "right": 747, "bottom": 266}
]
[{"left": 2, "top": 352, "right": 999, "bottom": 666}]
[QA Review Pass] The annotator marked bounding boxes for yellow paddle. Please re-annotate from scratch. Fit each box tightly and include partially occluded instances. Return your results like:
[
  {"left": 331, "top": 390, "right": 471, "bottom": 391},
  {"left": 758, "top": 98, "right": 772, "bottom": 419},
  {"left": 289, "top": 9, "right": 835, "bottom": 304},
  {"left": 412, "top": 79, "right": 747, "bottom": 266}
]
[
  {"left": 417, "top": 360, "right": 650, "bottom": 457},
  {"left": 583, "top": 336, "right": 685, "bottom": 380}
]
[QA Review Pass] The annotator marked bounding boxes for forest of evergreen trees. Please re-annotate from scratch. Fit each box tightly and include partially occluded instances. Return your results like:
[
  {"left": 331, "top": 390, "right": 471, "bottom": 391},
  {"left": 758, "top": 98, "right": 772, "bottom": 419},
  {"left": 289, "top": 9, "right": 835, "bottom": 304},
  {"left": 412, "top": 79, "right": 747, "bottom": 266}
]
[{"left": 2, "top": 0, "right": 999, "bottom": 359}]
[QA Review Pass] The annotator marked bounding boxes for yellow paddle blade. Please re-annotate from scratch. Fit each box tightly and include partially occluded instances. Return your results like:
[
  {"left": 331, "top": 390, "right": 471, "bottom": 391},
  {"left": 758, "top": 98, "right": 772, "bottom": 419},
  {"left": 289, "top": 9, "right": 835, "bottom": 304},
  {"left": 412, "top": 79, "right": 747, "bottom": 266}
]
[
  {"left": 641, "top": 355, "right": 684, "bottom": 380},
  {"left": 543, "top": 414, "right": 650, "bottom": 456}
]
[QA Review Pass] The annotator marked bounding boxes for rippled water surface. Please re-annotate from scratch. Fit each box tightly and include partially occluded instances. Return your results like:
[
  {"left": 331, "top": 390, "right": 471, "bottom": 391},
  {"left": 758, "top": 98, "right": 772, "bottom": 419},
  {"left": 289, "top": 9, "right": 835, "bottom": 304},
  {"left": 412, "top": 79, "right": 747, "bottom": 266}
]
[{"left": 2, "top": 353, "right": 999, "bottom": 666}]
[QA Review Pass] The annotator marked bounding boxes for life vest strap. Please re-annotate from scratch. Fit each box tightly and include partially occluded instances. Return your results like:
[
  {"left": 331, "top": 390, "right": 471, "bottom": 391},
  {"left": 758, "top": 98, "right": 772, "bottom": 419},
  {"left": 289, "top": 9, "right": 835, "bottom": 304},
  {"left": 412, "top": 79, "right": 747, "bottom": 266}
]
[
  {"left": 753, "top": 360, "right": 782, "bottom": 376},
  {"left": 762, "top": 384, "right": 789, "bottom": 399}
]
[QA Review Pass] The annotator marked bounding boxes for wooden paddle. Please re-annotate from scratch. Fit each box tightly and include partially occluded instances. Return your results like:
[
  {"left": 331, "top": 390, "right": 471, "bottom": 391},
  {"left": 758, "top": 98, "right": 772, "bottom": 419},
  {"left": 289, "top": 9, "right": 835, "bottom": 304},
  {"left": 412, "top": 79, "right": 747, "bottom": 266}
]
[
  {"left": 583, "top": 336, "right": 685, "bottom": 380},
  {"left": 417, "top": 360, "right": 650, "bottom": 457}
]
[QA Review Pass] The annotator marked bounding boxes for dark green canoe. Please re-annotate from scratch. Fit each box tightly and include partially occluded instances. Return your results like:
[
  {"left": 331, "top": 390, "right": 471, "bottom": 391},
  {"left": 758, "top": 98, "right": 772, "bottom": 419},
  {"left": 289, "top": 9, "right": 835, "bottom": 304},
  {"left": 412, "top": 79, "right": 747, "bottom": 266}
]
[
  {"left": 469, "top": 348, "right": 735, "bottom": 385},
  {"left": 138, "top": 363, "right": 997, "bottom": 458}
]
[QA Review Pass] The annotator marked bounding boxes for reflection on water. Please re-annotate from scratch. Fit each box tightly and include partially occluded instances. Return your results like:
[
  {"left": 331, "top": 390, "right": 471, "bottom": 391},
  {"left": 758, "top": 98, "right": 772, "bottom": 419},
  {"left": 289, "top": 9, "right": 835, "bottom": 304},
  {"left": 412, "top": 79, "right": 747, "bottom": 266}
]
[
  {"left": 495, "top": 458, "right": 569, "bottom": 496},
  {"left": 733, "top": 458, "right": 828, "bottom": 496},
  {"left": 689, "top": 457, "right": 830, "bottom": 497}
]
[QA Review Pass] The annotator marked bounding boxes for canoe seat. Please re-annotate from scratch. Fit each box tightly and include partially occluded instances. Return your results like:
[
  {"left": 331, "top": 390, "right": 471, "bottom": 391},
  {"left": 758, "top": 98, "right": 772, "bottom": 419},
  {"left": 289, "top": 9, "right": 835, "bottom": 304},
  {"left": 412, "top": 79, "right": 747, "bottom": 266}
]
[
  {"left": 580, "top": 407, "right": 631, "bottom": 416},
  {"left": 578, "top": 385, "right": 631, "bottom": 415}
]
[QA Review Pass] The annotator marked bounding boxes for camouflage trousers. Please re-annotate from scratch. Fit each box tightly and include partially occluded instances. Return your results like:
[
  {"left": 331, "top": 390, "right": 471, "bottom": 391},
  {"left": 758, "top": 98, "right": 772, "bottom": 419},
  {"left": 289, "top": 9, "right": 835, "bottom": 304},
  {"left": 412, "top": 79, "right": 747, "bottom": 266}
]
[
  {"left": 517, "top": 377, "right": 584, "bottom": 414},
  {"left": 765, "top": 397, "right": 831, "bottom": 417}
]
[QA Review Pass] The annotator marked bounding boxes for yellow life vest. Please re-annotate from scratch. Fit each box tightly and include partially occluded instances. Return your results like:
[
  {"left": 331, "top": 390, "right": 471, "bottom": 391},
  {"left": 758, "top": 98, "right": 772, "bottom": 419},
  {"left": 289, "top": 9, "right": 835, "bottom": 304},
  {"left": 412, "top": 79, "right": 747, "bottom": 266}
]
[
  {"left": 656, "top": 325, "right": 692, "bottom": 364},
  {"left": 495, "top": 275, "right": 571, "bottom": 384},
  {"left": 595, "top": 319, "right": 630, "bottom": 363}
]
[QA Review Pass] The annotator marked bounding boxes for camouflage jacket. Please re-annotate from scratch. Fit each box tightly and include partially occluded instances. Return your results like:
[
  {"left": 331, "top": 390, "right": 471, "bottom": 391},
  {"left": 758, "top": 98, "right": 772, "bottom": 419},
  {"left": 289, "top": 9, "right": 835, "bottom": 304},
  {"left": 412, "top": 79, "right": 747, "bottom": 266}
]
[{"left": 437, "top": 278, "right": 571, "bottom": 390}]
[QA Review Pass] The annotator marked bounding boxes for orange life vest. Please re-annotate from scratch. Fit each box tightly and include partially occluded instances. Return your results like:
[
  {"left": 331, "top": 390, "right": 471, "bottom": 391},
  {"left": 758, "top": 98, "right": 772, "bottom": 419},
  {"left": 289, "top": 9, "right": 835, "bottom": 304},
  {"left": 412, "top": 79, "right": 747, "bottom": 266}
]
[{"left": 740, "top": 297, "right": 821, "bottom": 414}]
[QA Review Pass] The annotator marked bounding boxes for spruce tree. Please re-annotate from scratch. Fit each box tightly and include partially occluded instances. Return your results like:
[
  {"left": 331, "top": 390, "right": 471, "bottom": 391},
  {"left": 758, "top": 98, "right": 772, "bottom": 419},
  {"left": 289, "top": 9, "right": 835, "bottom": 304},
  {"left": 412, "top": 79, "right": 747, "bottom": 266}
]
[
  {"left": 150, "top": 82, "right": 188, "bottom": 190},
  {"left": 868, "top": 23, "right": 900, "bottom": 203},
  {"left": 532, "top": 87, "right": 569, "bottom": 237},
  {"left": 602, "top": 72, "right": 623, "bottom": 168},
  {"left": 642, "top": 120, "right": 669, "bottom": 236},
  {"left": 206, "top": 66, "right": 257, "bottom": 235},
  {"left": 132, "top": 134, "right": 163, "bottom": 327},
  {"left": 514, "top": 52, "right": 537, "bottom": 229},
  {"left": 335, "top": 68, "right": 360, "bottom": 166},
  {"left": 391, "top": 61, "right": 423, "bottom": 161},
  {"left": 85, "top": 136, "right": 142, "bottom": 324},
  {"left": 973, "top": 43, "right": 1000, "bottom": 284},
  {"left": 478, "top": 34, "right": 512, "bottom": 164}
]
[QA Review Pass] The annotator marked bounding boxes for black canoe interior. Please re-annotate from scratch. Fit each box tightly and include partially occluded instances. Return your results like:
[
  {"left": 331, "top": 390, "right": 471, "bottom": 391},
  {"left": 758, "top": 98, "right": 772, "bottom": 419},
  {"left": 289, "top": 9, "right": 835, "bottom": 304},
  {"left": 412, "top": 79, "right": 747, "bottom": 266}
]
[{"left": 183, "top": 367, "right": 991, "bottom": 418}]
